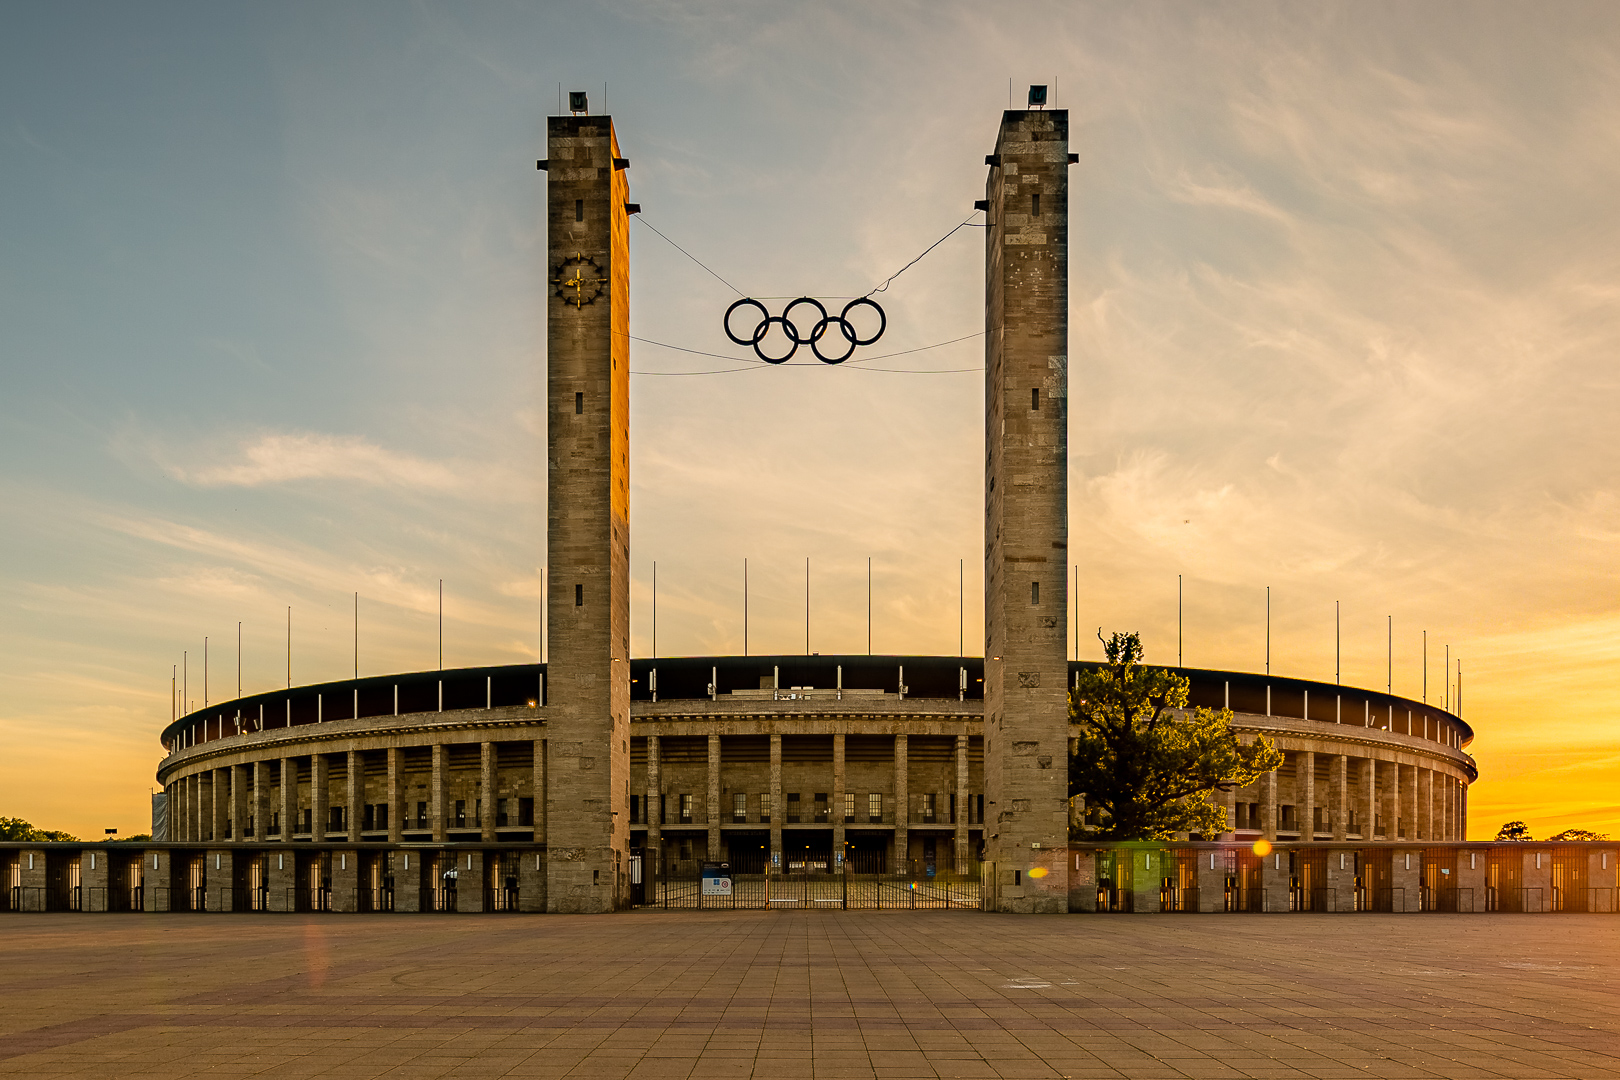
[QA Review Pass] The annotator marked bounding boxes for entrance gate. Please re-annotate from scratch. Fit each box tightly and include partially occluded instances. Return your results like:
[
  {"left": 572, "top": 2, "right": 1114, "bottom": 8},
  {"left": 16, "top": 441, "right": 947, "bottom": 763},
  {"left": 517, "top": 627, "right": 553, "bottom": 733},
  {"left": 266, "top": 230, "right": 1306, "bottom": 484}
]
[{"left": 645, "top": 864, "right": 981, "bottom": 910}]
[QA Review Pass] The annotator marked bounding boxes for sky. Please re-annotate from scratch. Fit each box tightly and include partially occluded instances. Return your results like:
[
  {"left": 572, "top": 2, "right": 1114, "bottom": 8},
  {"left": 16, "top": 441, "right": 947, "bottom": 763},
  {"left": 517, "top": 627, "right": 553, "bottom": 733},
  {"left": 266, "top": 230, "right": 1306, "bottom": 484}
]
[{"left": 3, "top": 1, "right": 1618, "bottom": 842}]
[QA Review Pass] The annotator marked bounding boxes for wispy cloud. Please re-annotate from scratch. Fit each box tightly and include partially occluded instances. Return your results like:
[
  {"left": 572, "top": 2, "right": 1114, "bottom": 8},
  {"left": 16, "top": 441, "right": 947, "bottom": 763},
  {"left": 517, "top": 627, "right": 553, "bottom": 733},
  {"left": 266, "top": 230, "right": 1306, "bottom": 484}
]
[{"left": 166, "top": 432, "right": 463, "bottom": 490}]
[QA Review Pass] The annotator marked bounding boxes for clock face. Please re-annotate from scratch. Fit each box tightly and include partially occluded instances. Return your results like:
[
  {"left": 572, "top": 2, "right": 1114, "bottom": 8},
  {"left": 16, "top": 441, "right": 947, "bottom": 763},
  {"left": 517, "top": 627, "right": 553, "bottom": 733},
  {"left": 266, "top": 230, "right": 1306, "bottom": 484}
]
[{"left": 551, "top": 253, "right": 607, "bottom": 309}]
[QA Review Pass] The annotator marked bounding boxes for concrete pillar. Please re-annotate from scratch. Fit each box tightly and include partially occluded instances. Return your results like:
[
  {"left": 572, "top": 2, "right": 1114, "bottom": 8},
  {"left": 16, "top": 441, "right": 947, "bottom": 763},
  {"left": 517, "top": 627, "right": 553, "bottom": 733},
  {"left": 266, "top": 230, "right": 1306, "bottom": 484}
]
[
  {"left": 480, "top": 742, "right": 497, "bottom": 842},
  {"left": 330, "top": 849, "right": 359, "bottom": 913},
  {"left": 228, "top": 765, "right": 245, "bottom": 841},
  {"left": 1455, "top": 844, "right": 1486, "bottom": 912},
  {"left": 1330, "top": 755, "right": 1348, "bottom": 842},
  {"left": 279, "top": 757, "right": 295, "bottom": 842},
  {"left": 1260, "top": 768, "right": 1278, "bottom": 841},
  {"left": 647, "top": 734, "right": 662, "bottom": 877},
  {"left": 1522, "top": 847, "right": 1551, "bottom": 913},
  {"left": 1072, "top": 847, "right": 1100, "bottom": 912},
  {"left": 893, "top": 734, "right": 909, "bottom": 874},
  {"left": 769, "top": 733, "right": 783, "bottom": 869},
  {"left": 312, "top": 753, "right": 329, "bottom": 842},
  {"left": 458, "top": 850, "right": 485, "bottom": 913},
  {"left": 706, "top": 734, "right": 721, "bottom": 860},
  {"left": 954, "top": 734, "right": 970, "bottom": 869},
  {"left": 431, "top": 743, "right": 446, "bottom": 843},
  {"left": 208, "top": 769, "right": 224, "bottom": 841},
  {"left": 347, "top": 750, "right": 363, "bottom": 842},
  {"left": 1325, "top": 847, "right": 1356, "bottom": 912},
  {"left": 143, "top": 850, "right": 167, "bottom": 912},
  {"left": 541, "top": 110, "right": 633, "bottom": 915},
  {"left": 190, "top": 773, "right": 203, "bottom": 842},
  {"left": 1131, "top": 847, "right": 1163, "bottom": 913},
  {"left": 81, "top": 846, "right": 110, "bottom": 911},
  {"left": 1416, "top": 768, "right": 1429, "bottom": 841},
  {"left": 1359, "top": 758, "right": 1375, "bottom": 840},
  {"left": 1384, "top": 762, "right": 1399, "bottom": 841},
  {"left": 386, "top": 747, "right": 403, "bottom": 843},
  {"left": 394, "top": 849, "right": 420, "bottom": 913},
  {"left": 267, "top": 848, "right": 294, "bottom": 912},
  {"left": 1407, "top": 765, "right": 1419, "bottom": 841},
  {"left": 1299, "top": 750, "right": 1315, "bottom": 838},
  {"left": 832, "top": 732, "right": 846, "bottom": 866},
  {"left": 981, "top": 104, "right": 1072, "bottom": 913},
  {"left": 1193, "top": 847, "right": 1224, "bottom": 912},
  {"left": 1391, "top": 847, "right": 1421, "bottom": 912},
  {"left": 205, "top": 850, "right": 234, "bottom": 912},
  {"left": 1260, "top": 846, "right": 1290, "bottom": 912}
]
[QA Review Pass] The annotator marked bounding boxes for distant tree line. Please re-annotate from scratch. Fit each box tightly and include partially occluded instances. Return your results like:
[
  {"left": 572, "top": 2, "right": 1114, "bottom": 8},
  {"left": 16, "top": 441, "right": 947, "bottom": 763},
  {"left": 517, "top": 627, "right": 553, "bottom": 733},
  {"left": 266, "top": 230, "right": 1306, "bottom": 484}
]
[{"left": 1494, "top": 820, "right": 1609, "bottom": 842}]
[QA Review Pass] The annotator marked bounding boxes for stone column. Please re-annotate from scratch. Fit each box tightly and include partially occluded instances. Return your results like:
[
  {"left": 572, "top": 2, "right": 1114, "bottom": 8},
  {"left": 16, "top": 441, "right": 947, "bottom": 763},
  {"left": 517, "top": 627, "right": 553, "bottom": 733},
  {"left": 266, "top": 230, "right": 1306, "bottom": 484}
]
[
  {"left": 231, "top": 764, "right": 249, "bottom": 842},
  {"left": 312, "top": 753, "right": 329, "bottom": 842},
  {"left": 431, "top": 743, "right": 447, "bottom": 843},
  {"left": 980, "top": 104, "right": 1072, "bottom": 913},
  {"left": 1424, "top": 768, "right": 1436, "bottom": 841},
  {"left": 647, "top": 734, "right": 662, "bottom": 877},
  {"left": 1325, "top": 847, "right": 1356, "bottom": 912},
  {"left": 954, "top": 733, "right": 970, "bottom": 870},
  {"left": 279, "top": 757, "right": 296, "bottom": 842},
  {"left": 210, "top": 769, "right": 227, "bottom": 842},
  {"left": 347, "top": 750, "right": 364, "bottom": 842},
  {"left": 1407, "top": 766, "right": 1420, "bottom": 842},
  {"left": 480, "top": 742, "right": 497, "bottom": 842},
  {"left": 1359, "top": 758, "right": 1376, "bottom": 840},
  {"left": 1331, "top": 755, "right": 1348, "bottom": 842},
  {"left": 458, "top": 850, "right": 484, "bottom": 913},
  {"left": 769, "top": 734, "right": 782, "bottom": 869},
  {"left": 190, "top": 773, "right": 203, "bottom": 842},
  {"left": 330, "top": 848, "right": 360, "bottom": 913},
  {"left": 706, "top": 734, "right": 721, "bottom": 860},
  {"left": 1260, "top": 767, "right": 1278, "bottom": 842},
  {"left": 386, "top": 747, "right": 403, "bottom": 843},
  {"left": 1384, "top": 762, "right": 1400, "bottom": 841},
  {"left": 832, "top": 732, "right": 846, "bottom": 866},
  {"left": 252, "top": 760, "right": 269, "bottom": 842},
  {"left": 1299, "top": 751, "right": 1315, "bottom": 838},
  {"left": 893, "top": 734, "right": 909, "bottom": 874}
]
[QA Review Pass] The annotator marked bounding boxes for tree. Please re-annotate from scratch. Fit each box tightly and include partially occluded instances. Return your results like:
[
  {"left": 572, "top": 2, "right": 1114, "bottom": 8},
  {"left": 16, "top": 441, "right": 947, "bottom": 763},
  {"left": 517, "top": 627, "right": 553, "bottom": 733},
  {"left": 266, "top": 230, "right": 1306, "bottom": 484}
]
[
  {"left": 0, "top": 817, "right": 79, "bottom": 842},
  {"left": 1495, "top": 820, "right": 1533, "bottom": 841},
  {"left": 1548, "top": 828, "right": 1609, "bottom": 842},
  {"left": 1069, "top": 631, "right": 1284, "bottom": 840}
]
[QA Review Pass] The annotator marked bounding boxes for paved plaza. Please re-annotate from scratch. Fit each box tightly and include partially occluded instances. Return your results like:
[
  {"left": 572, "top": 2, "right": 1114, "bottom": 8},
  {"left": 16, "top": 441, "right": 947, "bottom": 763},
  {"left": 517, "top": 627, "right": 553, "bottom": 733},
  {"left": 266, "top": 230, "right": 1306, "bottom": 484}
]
[{"left": 2, "top": 912, "right": 1617, "bottom": 1079}]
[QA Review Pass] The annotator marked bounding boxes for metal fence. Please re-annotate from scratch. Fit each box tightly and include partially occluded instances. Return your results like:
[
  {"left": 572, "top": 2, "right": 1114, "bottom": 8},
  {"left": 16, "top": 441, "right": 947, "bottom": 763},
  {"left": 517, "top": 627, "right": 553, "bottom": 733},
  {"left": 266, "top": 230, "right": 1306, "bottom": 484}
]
[{"left": 646, "top": 870, "right": 981, "bottom": 910}]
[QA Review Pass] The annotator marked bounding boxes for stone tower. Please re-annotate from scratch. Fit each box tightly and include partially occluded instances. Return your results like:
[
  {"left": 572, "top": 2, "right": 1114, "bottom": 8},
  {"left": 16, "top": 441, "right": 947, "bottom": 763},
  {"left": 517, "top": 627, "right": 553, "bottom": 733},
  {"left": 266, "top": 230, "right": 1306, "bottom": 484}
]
[
  {"left": 543, "top": 110, "right": 632, "bottom": 913},
  {"left": 982, "top": 107, "right": 1071, "bottom": 913}
]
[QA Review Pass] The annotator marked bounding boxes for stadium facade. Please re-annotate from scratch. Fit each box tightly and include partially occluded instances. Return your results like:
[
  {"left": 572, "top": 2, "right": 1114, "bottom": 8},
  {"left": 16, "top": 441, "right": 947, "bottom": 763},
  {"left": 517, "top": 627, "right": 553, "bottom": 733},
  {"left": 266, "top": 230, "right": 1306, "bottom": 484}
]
[{"left": 12, "top": 100, "right": 1604, "bottom": 919}]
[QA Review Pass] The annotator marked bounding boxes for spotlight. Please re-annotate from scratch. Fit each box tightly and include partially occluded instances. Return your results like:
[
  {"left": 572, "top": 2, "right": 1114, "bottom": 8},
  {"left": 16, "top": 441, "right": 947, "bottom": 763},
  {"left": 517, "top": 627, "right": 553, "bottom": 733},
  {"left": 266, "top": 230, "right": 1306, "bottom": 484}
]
[
  {"left": 569, "top": 90, "right": 589, "bottom": 115},
  {"left": 1027, "top": 84, "right": 1048, "bottom": 109}
]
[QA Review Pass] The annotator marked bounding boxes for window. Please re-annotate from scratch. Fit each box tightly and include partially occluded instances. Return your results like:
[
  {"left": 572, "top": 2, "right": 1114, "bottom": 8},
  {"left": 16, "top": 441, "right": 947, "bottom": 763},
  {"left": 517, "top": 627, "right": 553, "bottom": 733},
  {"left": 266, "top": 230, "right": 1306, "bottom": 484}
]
[
  {"left": 679, "top": 794, "right": 693, "bottom": 824},
  {"left": 867, "top": 793, "right": 883, "bottom": 824},
  {"left": 1031, "top": 387, "right": 1040, "bottom": 410},
  {"left": 949, "top": 793, "right": 957, "bottom": 824},
  {"left": 759, "top": 793, "right": 771, "bottom": 823},
  {"left": 814, "top": 793, "right": 828, "bottom": 823},
  {"left": 629, "top": 795, "right": 641, "bottom": 825},
  {"left": 455, "top": 800, "right": 466, "bottom": 829},
  {"left": 843, "top": 792, "right": 855, "bottom": 823},
  {"left": 575, "top": 198, "right": 584, "bottom": 222},
  {"left": 733, "top": 793, "right": 747, "bottom": 823},
  {"left": 922, "top": 793, "right": 936, "bottom": 824},
  {"left": 416, "top": 801, "right": 427, "bottom": 830},
  {"left": 1031, "top": 581, "right": 1040, "bottom": 605},
  {"left": 787, "top": 793, "right": 801, "bottom": 823},
  {"left": 1031, "top": 192, "right": 1041, "bottom": 217},
  {"left": 519, "top": 797, "right": 534, "bottom": 827},
  {"left": 363, "top": 804, "right": 376, "bottom": 832},
  {"left": 575, "top": 584, "right": 583, "bottom": 606},
  {"left": 575, "top": 391, "right": 583, "bottom": 414}
]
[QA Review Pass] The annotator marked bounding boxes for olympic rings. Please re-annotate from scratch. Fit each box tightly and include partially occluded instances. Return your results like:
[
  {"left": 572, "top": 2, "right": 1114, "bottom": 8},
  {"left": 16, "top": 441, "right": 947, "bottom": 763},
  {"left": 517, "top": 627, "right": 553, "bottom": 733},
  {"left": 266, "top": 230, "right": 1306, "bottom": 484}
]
[{"left": 723, "top": 296, "right": 886, "bottom": 364}]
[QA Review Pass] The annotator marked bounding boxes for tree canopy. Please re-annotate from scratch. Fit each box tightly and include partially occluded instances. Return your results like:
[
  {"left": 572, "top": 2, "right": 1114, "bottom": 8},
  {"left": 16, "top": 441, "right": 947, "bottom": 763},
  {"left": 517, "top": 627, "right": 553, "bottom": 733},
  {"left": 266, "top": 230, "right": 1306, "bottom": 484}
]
[
  {"left": 1068, "top": 631, "right": 1283, "bottom": 841},
  {"left": 1548, "top": 828, "right": 1609, "bottom": 842},
  {"left": 0, "top": 817, "right": 79, "bottom": 842},
  {"left": 1494, "top": 820, "right": 1533, "bottom": 841}
]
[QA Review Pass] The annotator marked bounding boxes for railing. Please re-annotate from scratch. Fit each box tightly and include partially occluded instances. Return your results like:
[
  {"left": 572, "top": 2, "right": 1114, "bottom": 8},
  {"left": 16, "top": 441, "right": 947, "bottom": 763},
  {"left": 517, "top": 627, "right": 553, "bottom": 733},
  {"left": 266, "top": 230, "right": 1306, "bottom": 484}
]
[{"left": 646, "top": 870, "right": 980, "bottom": 910}]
